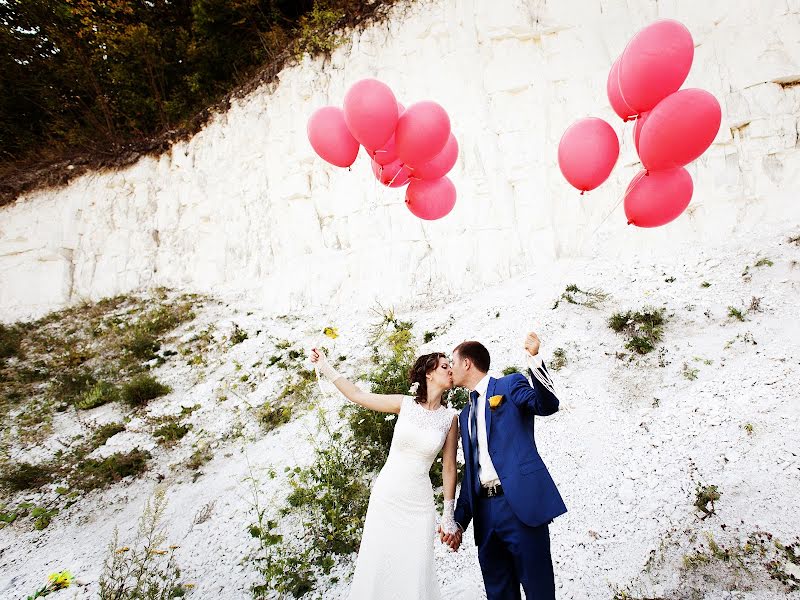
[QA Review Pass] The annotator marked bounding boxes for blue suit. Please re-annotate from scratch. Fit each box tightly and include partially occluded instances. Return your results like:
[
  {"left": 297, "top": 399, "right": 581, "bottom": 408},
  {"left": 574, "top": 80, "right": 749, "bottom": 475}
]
[{"left": 454, "top": 365, "right": 566, "bottom": 600}]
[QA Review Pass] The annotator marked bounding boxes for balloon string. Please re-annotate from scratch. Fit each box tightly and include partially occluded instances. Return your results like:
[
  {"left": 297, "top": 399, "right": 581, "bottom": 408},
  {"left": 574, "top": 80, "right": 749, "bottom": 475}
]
[
  {"left": 545, "top": 169, "right": 647, "bottom": 313},
  {"left": 386, "top": 164, "right": 405, "bottom": 187},
  {"left": 585, "top": 168, "right": 647, "bottom": 241}
]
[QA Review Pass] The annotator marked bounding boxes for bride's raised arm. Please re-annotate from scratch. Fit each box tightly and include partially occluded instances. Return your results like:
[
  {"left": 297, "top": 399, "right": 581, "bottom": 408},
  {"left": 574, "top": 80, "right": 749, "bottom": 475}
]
[{"left": 311, "top": 347, "right": 405, "bottom": 414}]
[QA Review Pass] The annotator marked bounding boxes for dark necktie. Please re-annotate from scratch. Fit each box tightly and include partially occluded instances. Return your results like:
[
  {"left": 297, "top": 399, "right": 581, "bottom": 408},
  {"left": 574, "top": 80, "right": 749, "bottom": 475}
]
[{"left": 469, "top": 390, "right": 480, "bottom": 494}]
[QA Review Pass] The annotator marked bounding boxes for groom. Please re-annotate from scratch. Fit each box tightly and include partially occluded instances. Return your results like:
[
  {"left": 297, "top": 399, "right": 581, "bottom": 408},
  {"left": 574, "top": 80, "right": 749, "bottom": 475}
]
[{"left": 441, "top": 333, "right": 566, "bottom": 599}]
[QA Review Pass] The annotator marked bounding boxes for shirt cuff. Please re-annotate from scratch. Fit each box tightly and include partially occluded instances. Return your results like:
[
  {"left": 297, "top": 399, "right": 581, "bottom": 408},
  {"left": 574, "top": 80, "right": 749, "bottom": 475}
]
[{"left": 526, "top": 353, "right": 543, "bottom": 370}]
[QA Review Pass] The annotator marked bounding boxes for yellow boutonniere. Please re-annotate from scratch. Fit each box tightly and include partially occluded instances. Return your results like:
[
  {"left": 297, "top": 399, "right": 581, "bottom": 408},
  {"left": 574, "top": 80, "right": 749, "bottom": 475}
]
[
  {"left": 488, "top": 395, "right": 504, "bottom": 409},
  {"left": 323, "top": 327, "right": 339, "bottom": 339}
]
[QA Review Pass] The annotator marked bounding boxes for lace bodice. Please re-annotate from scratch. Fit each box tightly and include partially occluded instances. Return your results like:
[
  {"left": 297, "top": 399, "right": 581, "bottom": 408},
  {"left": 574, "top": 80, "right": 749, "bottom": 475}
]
[{"left": 383, "top": 396, "right": 458, "bottom": 475}]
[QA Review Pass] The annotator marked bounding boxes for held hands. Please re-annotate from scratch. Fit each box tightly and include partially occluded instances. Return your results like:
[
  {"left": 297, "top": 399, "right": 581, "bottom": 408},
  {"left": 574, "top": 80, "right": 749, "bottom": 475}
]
[
  {"left": 438, "top": 525, "right": 462, "bottom": 552},
  {"left": 524, "top": 331, "right": 541, "bottom": 357},
  {"left": 438, "top": 499, "right": 462, "bottom": 551}
]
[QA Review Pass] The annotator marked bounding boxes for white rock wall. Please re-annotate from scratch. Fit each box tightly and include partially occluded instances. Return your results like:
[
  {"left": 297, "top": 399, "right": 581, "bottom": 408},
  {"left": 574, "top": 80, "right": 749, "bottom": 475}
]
[{"left": 1, "top": 0, "right": 799, "bottom": 321}]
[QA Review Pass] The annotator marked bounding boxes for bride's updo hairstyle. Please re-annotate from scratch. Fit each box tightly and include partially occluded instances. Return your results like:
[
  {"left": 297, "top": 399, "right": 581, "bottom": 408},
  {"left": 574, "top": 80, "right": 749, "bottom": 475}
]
[{"left": 408, "top": 352, "right": 449, "bottom": 406}]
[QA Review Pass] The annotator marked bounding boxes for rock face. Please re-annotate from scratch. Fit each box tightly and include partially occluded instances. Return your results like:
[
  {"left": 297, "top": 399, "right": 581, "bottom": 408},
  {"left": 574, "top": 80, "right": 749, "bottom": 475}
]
[{"left": 1, "top": 0, "right": 799, "bottom": 321}]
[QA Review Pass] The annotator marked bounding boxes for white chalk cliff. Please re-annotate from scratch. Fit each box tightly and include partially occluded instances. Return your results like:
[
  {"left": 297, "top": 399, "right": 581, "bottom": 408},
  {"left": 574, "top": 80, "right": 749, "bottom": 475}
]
[{"left": 1, "top": 0, "right": 799, "bottom": 321}]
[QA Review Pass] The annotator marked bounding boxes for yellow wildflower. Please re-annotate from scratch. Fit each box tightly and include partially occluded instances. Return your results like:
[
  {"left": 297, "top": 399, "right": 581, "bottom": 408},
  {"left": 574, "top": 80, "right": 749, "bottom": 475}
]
[
  {"left": 47, "top": 570, "right": 73, "bottom": 589},
  {"left": 323, "top": 327, "right": 339, "bottom": 339}
]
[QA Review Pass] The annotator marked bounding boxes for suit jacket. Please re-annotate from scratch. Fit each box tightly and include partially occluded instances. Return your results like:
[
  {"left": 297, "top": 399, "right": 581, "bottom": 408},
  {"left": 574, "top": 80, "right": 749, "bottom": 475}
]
[{"left": 454, "top": 364, "right": 567, "bottom": 539}]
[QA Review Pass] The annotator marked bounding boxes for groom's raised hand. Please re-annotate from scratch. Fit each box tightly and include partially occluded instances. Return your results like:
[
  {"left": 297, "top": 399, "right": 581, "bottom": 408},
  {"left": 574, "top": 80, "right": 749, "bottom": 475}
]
[{"left": 524, "top": 331, "right": 541, "bottom": 356}]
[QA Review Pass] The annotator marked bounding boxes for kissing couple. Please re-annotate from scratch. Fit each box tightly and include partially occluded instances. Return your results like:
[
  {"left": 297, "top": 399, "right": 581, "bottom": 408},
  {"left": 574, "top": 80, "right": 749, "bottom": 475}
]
[{"left": 311, "top": 331, "right": 566, "bottom": 600}]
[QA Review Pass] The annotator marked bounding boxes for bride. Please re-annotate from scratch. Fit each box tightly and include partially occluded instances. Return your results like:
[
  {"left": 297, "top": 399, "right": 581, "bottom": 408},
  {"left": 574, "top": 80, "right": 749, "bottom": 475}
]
[{"left": 311, "top": 347, "right": 461, "bottom": 600}]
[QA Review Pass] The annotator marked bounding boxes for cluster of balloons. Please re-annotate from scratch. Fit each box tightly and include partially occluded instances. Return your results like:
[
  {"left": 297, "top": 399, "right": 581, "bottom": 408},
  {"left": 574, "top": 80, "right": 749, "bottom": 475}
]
[
  {"left": 560, "top": 19, "right": 722, "bottom": 228},
  {"left": 307, "top": 79, "right": 459, "bottom": 220}
]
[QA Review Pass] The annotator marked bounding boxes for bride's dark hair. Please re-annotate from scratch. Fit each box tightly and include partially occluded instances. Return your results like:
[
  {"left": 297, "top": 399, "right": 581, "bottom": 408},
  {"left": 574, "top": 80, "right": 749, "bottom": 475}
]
[{"left": 408, "top": 352, "right": 449, "bottom": 406}]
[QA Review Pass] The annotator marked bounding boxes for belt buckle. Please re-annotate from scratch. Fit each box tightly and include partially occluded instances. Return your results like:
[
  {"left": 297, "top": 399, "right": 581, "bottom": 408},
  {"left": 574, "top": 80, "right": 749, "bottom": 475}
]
[{"left": 486, "top": 484, "right": 497, "bottom": 497}]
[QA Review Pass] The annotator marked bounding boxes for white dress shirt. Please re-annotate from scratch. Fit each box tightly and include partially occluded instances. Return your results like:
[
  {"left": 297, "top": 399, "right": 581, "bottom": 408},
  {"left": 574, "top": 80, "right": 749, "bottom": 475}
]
[{"left": 470, "top": 353, "right": 544, "bottom": 487}]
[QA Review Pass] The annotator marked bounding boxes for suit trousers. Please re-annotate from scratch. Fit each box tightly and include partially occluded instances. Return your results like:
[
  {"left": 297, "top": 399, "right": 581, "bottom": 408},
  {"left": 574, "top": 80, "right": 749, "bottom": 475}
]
[{"left": 474, "top": 493, "right": 556, "bottom": 600}]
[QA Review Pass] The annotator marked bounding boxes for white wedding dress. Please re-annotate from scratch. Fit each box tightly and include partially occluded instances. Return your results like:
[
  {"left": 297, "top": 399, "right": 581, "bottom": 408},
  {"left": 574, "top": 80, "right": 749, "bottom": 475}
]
[{"left": 348, "top": 396, "right": 459, "bottom": 600}]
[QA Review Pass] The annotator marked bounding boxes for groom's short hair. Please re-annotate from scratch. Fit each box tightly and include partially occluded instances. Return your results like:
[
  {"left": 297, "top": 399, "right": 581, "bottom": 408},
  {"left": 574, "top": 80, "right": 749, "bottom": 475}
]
[{"left": 453, "top": 341, "right": 490, "bottom": 373}]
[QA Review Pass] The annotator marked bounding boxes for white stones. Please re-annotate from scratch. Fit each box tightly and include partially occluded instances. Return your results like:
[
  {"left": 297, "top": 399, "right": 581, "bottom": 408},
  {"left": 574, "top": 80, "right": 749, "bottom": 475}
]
[{"left": 619, "top": 479, "right": 636, "bottom": 505}]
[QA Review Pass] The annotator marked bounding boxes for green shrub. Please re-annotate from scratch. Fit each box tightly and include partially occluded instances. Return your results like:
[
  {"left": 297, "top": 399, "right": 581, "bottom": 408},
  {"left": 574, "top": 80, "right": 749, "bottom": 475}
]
[
  {"left": 72, "top": 449, "right": 150, "bottom": 492},
  {"left": 251, "top": 422, "right": 369, "bottom": 598},
  {"left": 258, "top": 402, "right": 292, "bottom": 433},
  {"left": 694, "top": 483, "right": 721, "bottom": 519},
  {"left": 90, "top": 423, "right": 126, "bottom": 450},
  {"left": 551, "top": 348, "right": 567, "bottom": 371},
  {"left": 608, "top": 308, "right": 666, "bottom": 355},
  {"left": 446, "top": 387, "right": 469, "bottom": 411},
  {"left": 76, "top": 381, "right": 120, "bottom": 410},
  {"left": 123, "top": 329, "right": 161, "bottom": 361},
  {"left": 727, "top": 306, "right": 746, "bottom": 322},
  {"left": 553, "top": 284, "right": 608, "bottom": 309},
  {"left": 121, "top": 375, "right": 171, "bottom": 407},
  {"left": 52, "top": 369, "right": 97, "bottom": 405},
  {"left": 0, "top": 323, "right": 23, "bottom": 361},
  {"left": 186, "top": 443, "right": 213, "bottom": 471},
  {"left": 0, "top": 461, "right": 55, "bottom": 492},
  {"left": 153, "top": 422, "right": 191, "bottom": 445},
  {"left": 230, "top": 323, "right": 248, "bottom": 346}
]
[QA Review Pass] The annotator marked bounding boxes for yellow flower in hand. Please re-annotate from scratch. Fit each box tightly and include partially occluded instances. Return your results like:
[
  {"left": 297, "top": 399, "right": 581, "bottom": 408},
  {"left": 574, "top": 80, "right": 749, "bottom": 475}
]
[
  {"left": 47, "top": 570, "right": 73, "bottom": 589},
  {"left": 323, "top": 327, "right": 339, "bottom": 339},
  {"left": 488, "top": 395, "right": 504, "bottom": 409}
]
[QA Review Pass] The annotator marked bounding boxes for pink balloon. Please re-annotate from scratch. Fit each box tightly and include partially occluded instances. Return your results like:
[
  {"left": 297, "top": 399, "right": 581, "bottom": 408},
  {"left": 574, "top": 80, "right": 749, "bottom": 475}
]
[
  {"left": 618, "top": 19, "right": 694, "bottom": 114},
  {"left": 410, "top": 134, "right": 459, "bottom": 180},
  {"left": 307, "top": 106, "right": 360, "bottom": 168},
  {"left": 624, "top": 168, "right": 693, "bottom": 227},
  {"left": 371, "top": 158, "right": 411, "bottom": 187},
  {"left": 395, "top": 101, "right": 451, "bottom": 166},
  {"left": 557, "top": 118, "right": 620, "bottom": 193},
  {"left": 633, "top": 111, "right": 650, "bottom": 153},
  {"left": 607, "top": 57, "right": 637, "bottom": 121},
  {"left": 405, "top": 177, "right": 456, "bottom": 220},
  {"left": 638, "top": 89, "right": 721, "bottom": 172},
  {"left": 343, "top": 79, "right": 398, "bottom": 150},
  {"left": 366, "top": 134, "right": 398, "bottom": 166}
]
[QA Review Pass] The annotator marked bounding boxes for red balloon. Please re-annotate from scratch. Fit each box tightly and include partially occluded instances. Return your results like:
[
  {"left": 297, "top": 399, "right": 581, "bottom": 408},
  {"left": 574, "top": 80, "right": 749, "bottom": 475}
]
[
  {"left": 607, "top": 56, "right": 637, "bottom": 121},
  {"left": 307, "top": 106, "right": 359, "bottom": 168},
  {"left": 366, "top": 134, "right": 398, "bottom": 166},
  {"left": 395, "top": 101, "right": 451, "bottom": 166},
  {"left": 365, "top": 102, "right": 407, "bottom": 165},
  {"left": 411, "top": 133, "right": 459, "bottom": 180},
  {"left": 624, "top": 168, "right": 693, "bottom": 227},
  {"left": 619, "top": 19, "right": 694, "bottom": 114},
  {"left": 343, "top": 79, "right": 398, "bottom": 150},
  {"left": 633, "top": 111, "right": 650, "bottom": 153},
  {"left": 405, "top": 177, "right": 456, "bottom": 220},
  {"left": 371, "top": 158, "right": 411, "bottom": 187},
  {"left": 638, "top": 89, "right": 721, "bottom": 172},
  {"left": 557, "top": 118, "right": 619, "bottom": 193}
]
